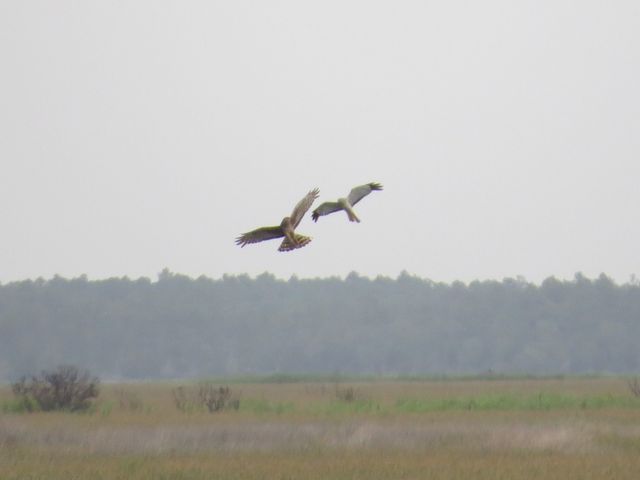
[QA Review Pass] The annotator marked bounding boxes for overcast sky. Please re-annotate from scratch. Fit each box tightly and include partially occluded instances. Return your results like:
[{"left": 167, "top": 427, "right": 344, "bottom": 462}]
[{"left": 1, "top": 1, "right": 639, "bottom": 284}]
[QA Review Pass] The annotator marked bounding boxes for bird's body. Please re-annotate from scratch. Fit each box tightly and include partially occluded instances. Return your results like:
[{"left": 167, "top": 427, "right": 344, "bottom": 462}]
[
  {"left": 277, "top": 216, "right": 312, "bottom": 251},
  {"left": 337, "top": 197, "right": 360, "bottom": 222},
  {"left": 236, "top": 188, "right": 319, "bottom": 252},
  {"left": 312, "top": 182, "right": 382, "bottom": 223}
]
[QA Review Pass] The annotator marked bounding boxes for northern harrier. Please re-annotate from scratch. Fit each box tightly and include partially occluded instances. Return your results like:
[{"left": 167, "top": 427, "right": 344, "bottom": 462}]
[
  {"left": 236, "top": 188, "right": 320, "bottom": 252},
  {"left": 311, "top": 182, "right": 382, "bottom": 223}
]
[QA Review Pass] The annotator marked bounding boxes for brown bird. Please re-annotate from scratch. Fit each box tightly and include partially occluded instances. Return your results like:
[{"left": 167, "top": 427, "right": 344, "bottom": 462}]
[
  {"left": 236, "top": 188, "right": 320, "bottom": 252},
  {"left": 311, "top": 182, "right": 382, "bottom": 223}
]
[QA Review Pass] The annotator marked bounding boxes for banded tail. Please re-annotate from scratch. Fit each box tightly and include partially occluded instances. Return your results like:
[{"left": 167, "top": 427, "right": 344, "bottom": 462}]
[{"left": 278, "top": 234, "right": 312, "bottom": 252}]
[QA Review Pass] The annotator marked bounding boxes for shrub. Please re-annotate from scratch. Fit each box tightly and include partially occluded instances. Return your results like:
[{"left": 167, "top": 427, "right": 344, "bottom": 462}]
[
  {"left": 628, "top": 377, "right": 640, "bottom": 398},
  {"left": 172, "top": 383, "right": 239, "bottom": 413},
  {"left": 115, "top": 388, "right": 144, "bottom": 412},
  {"left": 334, "top": 384, "right": 362, "bottom": 403},
  {"left": 11, "top": 365, "right": 99, "bottom": 412},
  {"left": 197, "top": 383, "right": 239, "bottom": 412},
  {"left": 172, "top": 386, "right": 191, "bottom": 412}
]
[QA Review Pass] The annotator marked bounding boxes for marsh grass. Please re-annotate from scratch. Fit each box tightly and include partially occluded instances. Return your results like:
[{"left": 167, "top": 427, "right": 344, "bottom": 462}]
[
  {"left": 395, "top": 393, "right": 640, "bottom": 412},
  {"left": 238, "top": 398, "right": 295, "bottom": 414},
  {"left": 2, "top": 377, "right": 640, "bottom": 479},
  {"left": 3, "top": 446, "right": 640, "bottom": 480}
]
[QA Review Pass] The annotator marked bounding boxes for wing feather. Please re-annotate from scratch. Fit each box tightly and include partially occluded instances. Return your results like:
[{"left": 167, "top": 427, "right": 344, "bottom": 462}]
[
  {"left": 311, "top": 201, "right": 343, "bottom": 222},
  {"left": 290, "top": 188, "right": 320, "bottom": 228},
  {"left": 347, "top": 182, "right": 383, "bottom": 206},
  {"left": 235, "top": 226, "right": 283, "bottom": 247}
]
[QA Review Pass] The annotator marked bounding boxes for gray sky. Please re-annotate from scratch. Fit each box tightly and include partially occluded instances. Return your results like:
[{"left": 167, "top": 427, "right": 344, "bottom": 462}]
[{"left": 1, "top": 1, "right": 639, "bottom": 284}]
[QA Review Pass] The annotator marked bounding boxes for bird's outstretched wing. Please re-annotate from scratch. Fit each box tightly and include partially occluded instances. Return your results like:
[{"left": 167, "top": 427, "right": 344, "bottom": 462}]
[
  {"left": 290, "top": 188, "right": 320, "bottom": 228},
  {"left": 235, "top": 226, "right": 283, "bottom": 247},
  {"left": 348, "top": 182, "right": 383, "bottom": 206},
  {"left": 311, "top": 201, "right": 343, "bottom": 222}
]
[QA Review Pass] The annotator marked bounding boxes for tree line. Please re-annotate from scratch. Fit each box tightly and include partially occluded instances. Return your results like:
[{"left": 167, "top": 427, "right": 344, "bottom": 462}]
[{"left": 0, "top": 270, "right": 638, "bottom": 380}]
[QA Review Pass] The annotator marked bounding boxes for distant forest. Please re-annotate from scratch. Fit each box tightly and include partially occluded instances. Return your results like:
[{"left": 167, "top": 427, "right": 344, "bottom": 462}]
[{"left": 1, "top": 270, "right": 639, "bottom": 381}]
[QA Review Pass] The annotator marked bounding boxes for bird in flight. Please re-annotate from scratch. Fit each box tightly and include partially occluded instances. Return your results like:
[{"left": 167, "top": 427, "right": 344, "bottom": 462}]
[
  {"left": 311, "top": 182, "right": 383, "bottom": 223},
  {"left": 236, "top": 188, "right": 320, "bottom": 252}
]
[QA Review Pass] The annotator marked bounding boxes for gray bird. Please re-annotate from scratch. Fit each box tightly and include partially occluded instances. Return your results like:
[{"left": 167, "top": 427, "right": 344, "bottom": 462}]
[{"left": 311, "top": 182, "right": 382, "bottom": 223}]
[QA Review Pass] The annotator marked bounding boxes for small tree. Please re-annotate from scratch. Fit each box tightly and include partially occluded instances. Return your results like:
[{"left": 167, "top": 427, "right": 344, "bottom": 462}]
[{"left": 12, "top": 365, "right": 99, "bottom": 412}]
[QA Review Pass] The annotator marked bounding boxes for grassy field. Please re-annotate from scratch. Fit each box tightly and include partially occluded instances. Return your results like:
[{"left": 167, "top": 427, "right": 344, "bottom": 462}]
[{"left": 1, "top": 377, "right": 640, "bottom": 479}]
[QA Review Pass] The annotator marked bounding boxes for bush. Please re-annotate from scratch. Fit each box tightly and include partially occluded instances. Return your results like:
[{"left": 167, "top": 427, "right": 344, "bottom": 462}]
[
  {"left": 11, "top": 365, "right": 99, "bottom": 412},
  {"left": 628, "top": 377, "right": 640, "bottom": 398},
  {"left": 197, "top": 383, "right": 239, "bottom": 412},
  {"left": 172, "top": 386, "right": 191, "bottom": 412},
  {"left": 115, "top": 388, "right": 144, "bottom": 412},
  {"left": 172, "top": 383, "right": 239, "bottom": 413},
  {"left": 334, "top": 384, "right": 362, "bottom": 403}
]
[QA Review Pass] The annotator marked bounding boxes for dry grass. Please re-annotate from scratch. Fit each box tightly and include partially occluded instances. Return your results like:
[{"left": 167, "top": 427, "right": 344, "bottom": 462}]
[
  {"left": 0, "top": 416, "right": 618, "bottom": 454},
  {"left": 3, "top": 448, "right": 640, "bottom": 480},
  {"left": 1, "top": 378, "right": 640, "bottom": 479}
]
